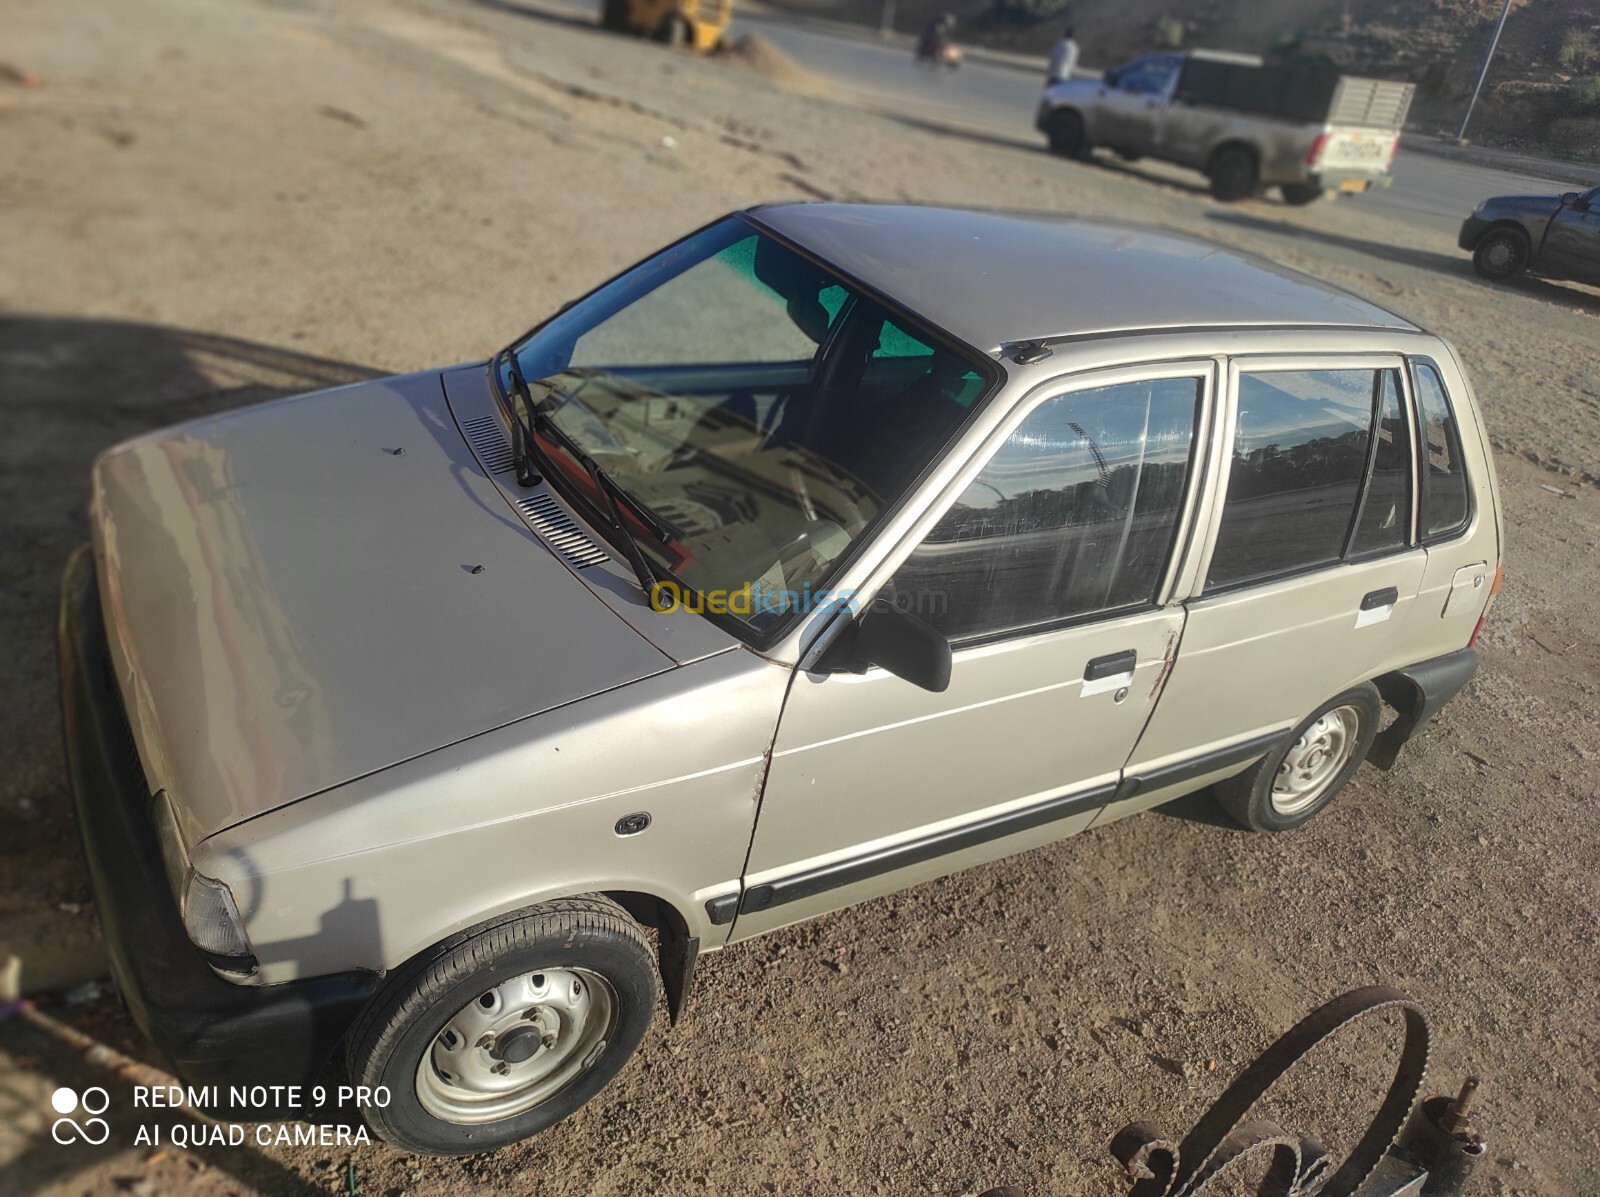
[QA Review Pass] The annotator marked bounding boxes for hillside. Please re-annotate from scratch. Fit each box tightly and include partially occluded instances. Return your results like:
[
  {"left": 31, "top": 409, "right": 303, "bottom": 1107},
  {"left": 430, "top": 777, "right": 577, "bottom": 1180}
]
[{"left": 762, "top": 0, "right": 1600, "bottom": 160}]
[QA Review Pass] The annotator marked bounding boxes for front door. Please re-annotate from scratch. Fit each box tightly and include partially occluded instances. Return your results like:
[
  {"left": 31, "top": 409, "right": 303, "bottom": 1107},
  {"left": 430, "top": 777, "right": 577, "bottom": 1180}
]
[
  {"left": 1092, "top": 55, "right": 1178, "bottom": 155},
  {"left": 731, "top": 365, "right": 1213, "bottom": 940},
  {"left": 1101, "top": 357, "right": 1430, "bottom": 822},
  {"left": 1540, "top": 188, "right": 1600, "bottom": 285}
]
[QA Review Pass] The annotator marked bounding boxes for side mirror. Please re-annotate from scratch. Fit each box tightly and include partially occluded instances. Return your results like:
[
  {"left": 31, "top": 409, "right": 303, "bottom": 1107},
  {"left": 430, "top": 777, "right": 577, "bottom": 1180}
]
[
  {"left": 816, "top": 601, "right": 952, "bottom": 693},
  {"left": 1102, "top": 70, "right": 1119, "bottom": 87}
]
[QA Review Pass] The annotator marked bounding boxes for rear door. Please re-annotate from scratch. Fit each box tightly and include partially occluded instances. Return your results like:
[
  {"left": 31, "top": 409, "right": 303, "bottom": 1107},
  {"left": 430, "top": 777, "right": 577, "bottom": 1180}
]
[
  {"left": 1098, "top": 355, "right": 1428, "bottom": 822},
  {"left": 729, "top": 362, "right": 1214, "bottom": 940}
]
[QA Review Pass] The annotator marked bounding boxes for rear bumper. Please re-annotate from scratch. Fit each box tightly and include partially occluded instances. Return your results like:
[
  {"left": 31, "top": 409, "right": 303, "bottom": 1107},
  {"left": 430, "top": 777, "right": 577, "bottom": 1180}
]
[
  {"left": 1368, "top": 648, "right": 1479, "bottom": 770},
  {"left": 1308, "top": 170, "right": 1393, "bottom": 192},
  {"left": 57, "top": 544, "right": 377, "bottom": 1102}
]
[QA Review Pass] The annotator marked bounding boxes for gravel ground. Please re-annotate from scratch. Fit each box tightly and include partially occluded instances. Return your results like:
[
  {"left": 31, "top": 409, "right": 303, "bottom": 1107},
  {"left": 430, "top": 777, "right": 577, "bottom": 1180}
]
[{"left": 1, "top": 0, "right": 1597, "bottom": 1194}]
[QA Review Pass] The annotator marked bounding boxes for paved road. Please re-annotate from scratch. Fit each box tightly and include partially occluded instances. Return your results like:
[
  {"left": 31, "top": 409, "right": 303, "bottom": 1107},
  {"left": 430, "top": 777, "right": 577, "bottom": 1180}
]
[
  {"left": 532, "top": 0, "right": 1582, "bottom": 235},
  {"left": 730, "top": 12, "right": 1581, "bottom": 236}
]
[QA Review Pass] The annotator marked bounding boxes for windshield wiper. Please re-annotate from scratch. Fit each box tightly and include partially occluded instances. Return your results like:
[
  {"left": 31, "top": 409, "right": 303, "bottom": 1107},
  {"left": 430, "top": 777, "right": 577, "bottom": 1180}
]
[
  {"left": 492, "top": 348, "right": 546, "bottom": 488},
  {"left": 489, "top": 347, "right": 670, "bottom": 597}
]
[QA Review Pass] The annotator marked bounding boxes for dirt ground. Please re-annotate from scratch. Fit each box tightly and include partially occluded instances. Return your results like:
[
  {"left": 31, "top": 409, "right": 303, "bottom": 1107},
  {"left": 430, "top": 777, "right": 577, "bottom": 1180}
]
[{"left": 1, "top": 0, "right": 1597, "bottom": 1193}]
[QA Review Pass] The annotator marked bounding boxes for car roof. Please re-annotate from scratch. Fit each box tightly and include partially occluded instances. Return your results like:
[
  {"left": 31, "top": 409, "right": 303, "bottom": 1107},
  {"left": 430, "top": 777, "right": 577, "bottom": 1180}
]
[{"left": 746, "top": 203, "right": 1419, "bottom": 353}]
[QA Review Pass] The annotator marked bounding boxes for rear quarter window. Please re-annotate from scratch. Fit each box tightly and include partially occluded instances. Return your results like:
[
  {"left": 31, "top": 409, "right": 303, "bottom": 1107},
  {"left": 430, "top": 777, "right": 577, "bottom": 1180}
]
[{"left": 1411, "top": 360, "right": 1472, "bottom": 540}]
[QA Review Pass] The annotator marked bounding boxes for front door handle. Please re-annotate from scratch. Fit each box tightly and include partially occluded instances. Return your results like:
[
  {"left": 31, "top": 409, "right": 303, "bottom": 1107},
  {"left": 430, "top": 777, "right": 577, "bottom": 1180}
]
[
  {"left": 1360, "top": 587, "right": 1399, "bottom": 611},
  {"left": 1085, "top": 650, "right": 1137, "bottom": 681}
]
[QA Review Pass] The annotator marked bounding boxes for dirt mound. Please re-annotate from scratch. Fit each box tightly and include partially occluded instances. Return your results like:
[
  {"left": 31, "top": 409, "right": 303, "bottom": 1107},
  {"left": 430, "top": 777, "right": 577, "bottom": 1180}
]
[{"left": 714, "top": 32, "right": 831, "bottom": 96}]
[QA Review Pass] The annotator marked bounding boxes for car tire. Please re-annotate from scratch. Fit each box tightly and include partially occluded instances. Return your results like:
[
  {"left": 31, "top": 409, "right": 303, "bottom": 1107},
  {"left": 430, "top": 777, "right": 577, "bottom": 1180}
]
[
  {"left": 1208, "top": 145, "right": 1259, "bottom": 202},
  {"left": 599, "top": 0, "right": 628, "bottom": 31},
  {"left": 1044, "top": 110, "right": 1088, "bottom": 159},
  {"left": 346, "top": 896, "right": 659, "bottom": 1155},
  {"left": 1472, "top": 227, "right": 1530, "bottom": 281},
  {"left": 1280, "top": 182, "right": 1324, "bottom": 206},
  {"left": 1213, "top": 684, "right": 1382, "bottom": 833},
  {"left": 1114, "top": 148, "right": 1143, "bottom": 162}
]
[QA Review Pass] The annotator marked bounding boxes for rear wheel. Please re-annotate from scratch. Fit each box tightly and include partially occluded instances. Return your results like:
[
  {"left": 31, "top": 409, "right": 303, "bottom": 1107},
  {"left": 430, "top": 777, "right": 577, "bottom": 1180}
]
[
  {"left": 1213, "top": 684, "right": 1381, "bottom": 832},
  {"left": 1280, "top": 181, "right": 1324, "bottom": 205},
  {"left": 1208, "top": 145, "right": 1259, "bottom": 201},
  {"left": 347, "top": 896, "right": 659, "bottom": 1155},
  {"left": 1472, "top": 227, "right": 1530, "bottom": 280},
  {"left": 599, "top": 0, "right": 628, "bottom": 31}
]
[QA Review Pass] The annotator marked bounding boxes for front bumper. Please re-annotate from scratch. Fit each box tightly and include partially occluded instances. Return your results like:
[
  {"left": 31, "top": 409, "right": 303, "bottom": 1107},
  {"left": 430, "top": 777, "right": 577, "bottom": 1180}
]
[
  {"left": 1458, "top": 214, "right": 1490, "bottom": 251},
  {"left": 57, "top": 544, "right": 378, "bottom": 1103}
]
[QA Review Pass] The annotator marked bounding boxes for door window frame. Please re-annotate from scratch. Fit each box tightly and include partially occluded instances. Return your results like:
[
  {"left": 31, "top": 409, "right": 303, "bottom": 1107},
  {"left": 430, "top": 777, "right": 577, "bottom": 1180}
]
[
  {"left": 798, "top": 358, "right": 1220, "bottom": 670},
  {"left": 1185, "top": 353, "right": 1420, "bottom": 599}
]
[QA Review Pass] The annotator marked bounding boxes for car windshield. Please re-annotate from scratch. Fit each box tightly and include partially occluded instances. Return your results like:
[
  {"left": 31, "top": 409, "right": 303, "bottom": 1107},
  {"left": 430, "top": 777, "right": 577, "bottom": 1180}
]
[{"left": 500, "top": 216, "right": 995, "bottom": 640}]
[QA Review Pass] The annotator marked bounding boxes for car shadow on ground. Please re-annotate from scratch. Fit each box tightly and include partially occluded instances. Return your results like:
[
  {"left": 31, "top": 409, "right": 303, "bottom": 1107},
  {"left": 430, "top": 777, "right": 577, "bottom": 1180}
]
[
  {"left": 1145, "top": 789, "right": 1239, "bottom": 829},
  {"left": 472, "top": 0, "right": 603, "bottom": 37},
  {"left": 1205, "top": 211, "right": 1600, "bottom": 315},
  {"left": 871, "top": 110, "right": 1050, "bottom": 156},
  {"left": 1079, "top": 151, "right": 1217, "bottom": 199}
]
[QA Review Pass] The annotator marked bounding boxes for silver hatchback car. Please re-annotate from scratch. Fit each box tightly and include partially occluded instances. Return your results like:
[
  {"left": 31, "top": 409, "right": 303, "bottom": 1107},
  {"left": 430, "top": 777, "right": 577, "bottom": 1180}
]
[{"left": 61, "top": 204, "right": 1502, "bottom": 1154}]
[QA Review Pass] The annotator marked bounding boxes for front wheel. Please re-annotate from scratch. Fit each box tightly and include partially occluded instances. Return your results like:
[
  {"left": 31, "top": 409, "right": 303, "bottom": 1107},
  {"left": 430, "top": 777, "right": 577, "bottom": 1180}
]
[
  {"left": 1472, "top": 228, "right": 1530, "bottom": 280},
  {"left": 1044, "top": 109, "right": 1087, "bottom": 158},
  {"left": 1213, "top": 684, "right": 1381, "bottom": 832},
  {"left": 346, "top": 896, "right": 659, "bottom": 1155}
]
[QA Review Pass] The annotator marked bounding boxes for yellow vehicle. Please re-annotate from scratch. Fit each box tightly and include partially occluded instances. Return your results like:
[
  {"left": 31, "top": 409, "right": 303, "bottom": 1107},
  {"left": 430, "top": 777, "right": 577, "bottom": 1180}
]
[{"left": 600, "top": 0, "right": 731, "bottom": 50}]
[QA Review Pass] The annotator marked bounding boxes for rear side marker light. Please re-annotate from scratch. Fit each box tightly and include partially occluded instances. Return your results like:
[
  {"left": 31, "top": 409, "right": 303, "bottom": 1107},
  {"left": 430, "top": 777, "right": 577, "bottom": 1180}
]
[{"left": 1468, "top": 565, "right": 1505, "bottom": 647}]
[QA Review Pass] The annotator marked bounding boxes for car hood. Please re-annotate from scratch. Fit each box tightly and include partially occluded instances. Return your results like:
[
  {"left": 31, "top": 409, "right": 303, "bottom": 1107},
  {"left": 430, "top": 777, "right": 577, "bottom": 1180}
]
[
  {"left": 1044, "top": 77, "right": 1102, "bottom": 102},
  {"left": 1476, "top": 194, "right": 1563, "bottom": 218},
  {"left": 91, "top": 369, "right": 675, "bottom": 844}
]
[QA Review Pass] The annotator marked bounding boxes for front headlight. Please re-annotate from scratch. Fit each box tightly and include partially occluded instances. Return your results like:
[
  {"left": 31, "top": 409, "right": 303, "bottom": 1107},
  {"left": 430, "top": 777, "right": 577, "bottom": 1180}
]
[{"left": 152, "top": 792, "right": 256, "bottom": 971}]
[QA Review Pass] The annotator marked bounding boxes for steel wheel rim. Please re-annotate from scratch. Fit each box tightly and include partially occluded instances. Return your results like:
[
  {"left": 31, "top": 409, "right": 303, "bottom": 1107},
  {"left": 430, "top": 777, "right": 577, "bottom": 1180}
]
[
  {"left": 1484, "top": 239, "right": 1515, "bottom": 271},
  {"left": 1271, "top": 705, "right": 1361, "bottom": 815},
  {"left": 416, "top": 967, "right": 617, "bottom": 1124}
]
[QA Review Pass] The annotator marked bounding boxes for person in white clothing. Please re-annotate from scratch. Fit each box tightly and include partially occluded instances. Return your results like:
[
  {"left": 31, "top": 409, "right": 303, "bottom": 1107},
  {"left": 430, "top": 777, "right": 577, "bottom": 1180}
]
[{"left": 1047, "top": 27, "right": 1079, "bottom": 85}]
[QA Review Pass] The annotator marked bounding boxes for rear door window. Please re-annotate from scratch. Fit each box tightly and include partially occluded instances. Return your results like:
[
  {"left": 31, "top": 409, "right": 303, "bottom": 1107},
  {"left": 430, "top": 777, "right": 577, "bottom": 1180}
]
[{"left": 1207, "top": 366, "right": 1412, "bottom": 591}]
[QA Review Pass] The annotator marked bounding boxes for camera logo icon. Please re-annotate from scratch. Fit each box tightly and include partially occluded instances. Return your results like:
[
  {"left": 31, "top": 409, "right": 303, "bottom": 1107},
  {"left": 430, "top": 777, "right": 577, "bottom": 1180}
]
[{"left": 50, "top": 1086, "right": 111, "bottom": 1145}]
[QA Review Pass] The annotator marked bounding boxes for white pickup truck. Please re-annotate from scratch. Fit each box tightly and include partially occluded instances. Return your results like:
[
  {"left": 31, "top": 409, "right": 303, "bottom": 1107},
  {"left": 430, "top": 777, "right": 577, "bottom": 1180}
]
[{"left": 1036, "top": 49, "right": 1414, "bottom": 204}]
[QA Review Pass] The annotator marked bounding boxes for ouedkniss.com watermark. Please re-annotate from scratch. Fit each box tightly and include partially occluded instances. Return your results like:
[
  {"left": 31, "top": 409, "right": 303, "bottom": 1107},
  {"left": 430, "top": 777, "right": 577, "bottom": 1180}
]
[{"left": 46, "top": 1083, "right": 387, "bottom": 1149}]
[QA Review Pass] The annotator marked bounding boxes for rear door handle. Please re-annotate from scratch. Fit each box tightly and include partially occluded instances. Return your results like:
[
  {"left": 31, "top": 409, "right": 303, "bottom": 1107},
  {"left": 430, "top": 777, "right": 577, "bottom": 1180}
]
[
  {"left": 1355, "top": 586, "right": 1400, "bottom": 628},
  {"left": 1084, "top": 650, "right": 1137, "bottom": 681},
  {"left": 1360, "top": 587, "right": 1399, "bottom": 611}
]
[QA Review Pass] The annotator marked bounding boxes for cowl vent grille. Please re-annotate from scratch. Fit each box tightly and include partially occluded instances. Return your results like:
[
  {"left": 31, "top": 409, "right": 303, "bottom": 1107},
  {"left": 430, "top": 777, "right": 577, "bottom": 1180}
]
[
  {"left": 517, "top": 492, "right": 611, "bottom": 569},
  {"left": 461, "top": 415, "right": 515, "bottom": 475}
]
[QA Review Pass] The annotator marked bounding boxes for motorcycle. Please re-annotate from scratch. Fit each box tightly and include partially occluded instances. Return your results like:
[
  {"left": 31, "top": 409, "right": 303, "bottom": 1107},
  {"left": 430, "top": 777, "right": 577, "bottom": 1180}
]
[{"left": 915, "top": 28, "right": 963, "bottom": 68}]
